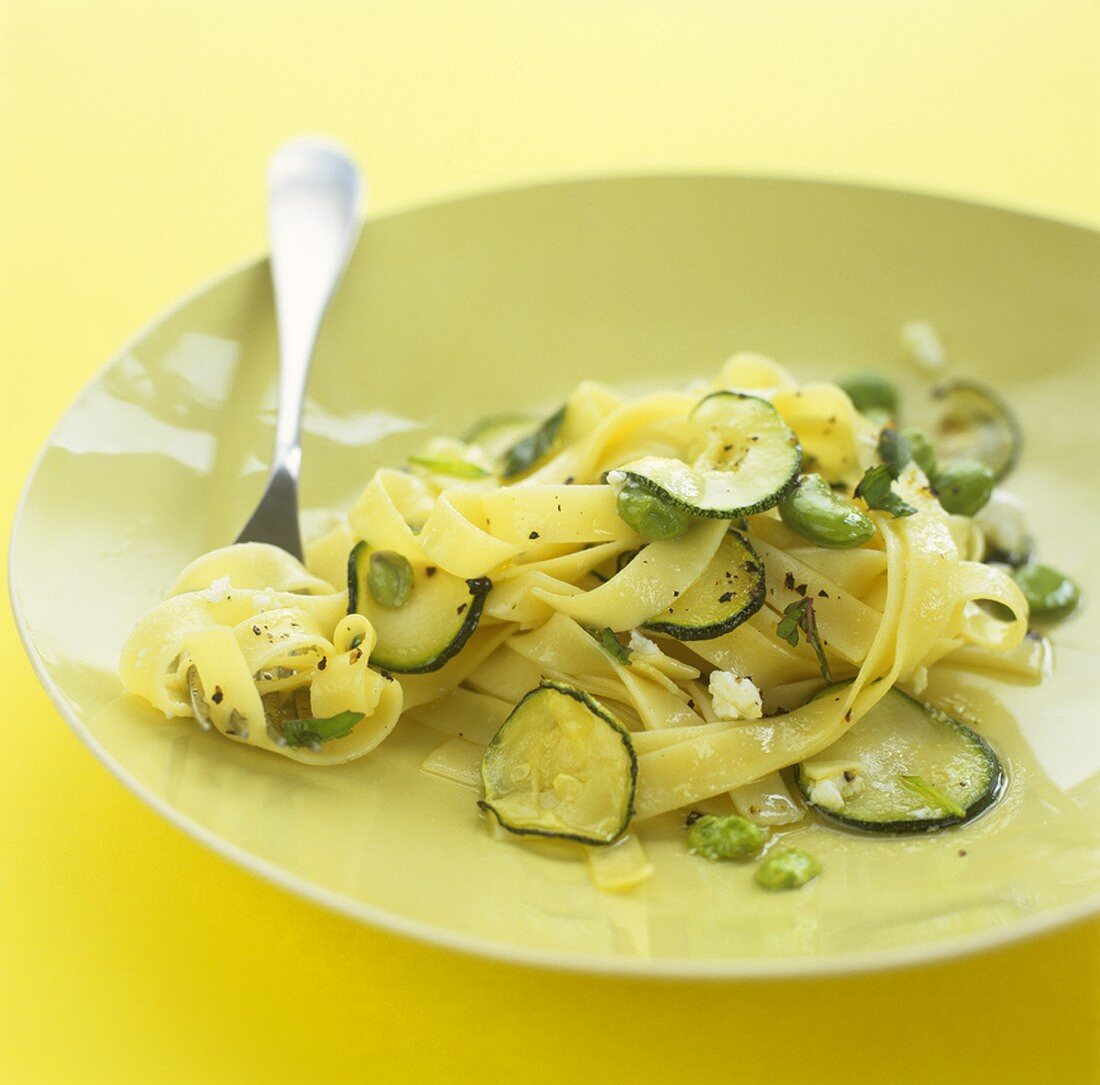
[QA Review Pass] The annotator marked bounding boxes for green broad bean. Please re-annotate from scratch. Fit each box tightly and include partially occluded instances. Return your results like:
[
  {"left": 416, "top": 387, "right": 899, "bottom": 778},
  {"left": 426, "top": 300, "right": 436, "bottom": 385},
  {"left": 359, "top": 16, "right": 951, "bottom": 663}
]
[
  {"left": 902, "top": 427, "right": 937, "bottom": 478},
  {"left": 778, "top": 474, "right": 876, "bottom": 548},
  {"left": 616, "top": 478, "right": 693, "bottom": 540},
  {"left": 1011, "top": 564, "right": 1081, "bottom": 620},
  {"left": 838, "top": 371, "right": 898, "bottom": 417},
  {"left": 367, "top": 550, "right": 414, "bottom": 608},
  {"left": 688, "top": 814, "right": 766, "bottom": 861},
  {"left": 932, "top": 459, "right": 995, "bottom": 517},
  {"left": 754, "top": 848, "right": 821, "bottom": 890}
]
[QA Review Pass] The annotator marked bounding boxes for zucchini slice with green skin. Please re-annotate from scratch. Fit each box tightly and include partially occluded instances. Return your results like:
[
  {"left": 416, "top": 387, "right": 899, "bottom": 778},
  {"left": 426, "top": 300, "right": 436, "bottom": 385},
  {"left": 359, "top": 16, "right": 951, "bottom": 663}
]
[
  {"left": 479, "top": 680, "right": 638, "bottom": 845},
  {"left": 617, "top": 392, "right": 801, "bottom": 518},
  {"left": 794, "top": 686, "right": 1004, "bottom": 834},
  {"left": 930, "top": 380, "right": 1022, "bottom": 481},
  {"left": 643, "top": 529, "right": 765, "bottom": 640},
  {"left": 348, "top": 541, "right": 491, "bottom": 674}
]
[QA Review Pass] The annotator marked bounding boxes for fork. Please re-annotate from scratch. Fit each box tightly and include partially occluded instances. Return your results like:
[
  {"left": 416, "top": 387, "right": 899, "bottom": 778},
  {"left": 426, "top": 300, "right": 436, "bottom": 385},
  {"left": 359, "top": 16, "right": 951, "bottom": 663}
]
[{"left": 235, "top": 136, "right": 364, "bottom": 560}]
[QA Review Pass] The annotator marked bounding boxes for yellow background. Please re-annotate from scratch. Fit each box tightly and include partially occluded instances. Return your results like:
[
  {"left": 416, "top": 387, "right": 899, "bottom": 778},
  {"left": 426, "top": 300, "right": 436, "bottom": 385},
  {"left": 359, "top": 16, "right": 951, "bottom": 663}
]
[{"left": 2, "top": 2, "right": 1098, "bottom": 1081}]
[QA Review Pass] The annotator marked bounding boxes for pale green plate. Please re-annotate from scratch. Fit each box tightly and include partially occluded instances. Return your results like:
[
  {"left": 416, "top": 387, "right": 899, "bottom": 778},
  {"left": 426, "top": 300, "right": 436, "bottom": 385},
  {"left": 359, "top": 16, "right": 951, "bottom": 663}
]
[{"left": 11, "top": 177, "right": 1100, "bottom": 976}]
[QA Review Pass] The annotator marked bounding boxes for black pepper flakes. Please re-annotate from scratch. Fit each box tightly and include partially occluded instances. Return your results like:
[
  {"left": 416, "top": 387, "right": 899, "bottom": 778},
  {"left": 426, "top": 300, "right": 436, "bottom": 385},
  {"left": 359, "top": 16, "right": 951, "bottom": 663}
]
[
  {"left": 784, "top": 572, "right": 796, "bottom": 591},
  {"left": 252, "top": 625, "right": 261, "bottom": 636},
  {"left": 818, "top": 590, "right": 829, "bottom": 598},
  {"left": 844, "top": 709, "right": 853, "bottom": 722},
  {"left": 457, "top": 603, "right": 468, "bottom": 615},
  {"left": 317, "top": 657, "right": 328, "bottom": 671},
  {"left": 528, "top": 530, "right": 540, "bottom": 540},
  {"left": 795, "top": 582, "right": 808, "bottom": 596},
  {"left": 426, "top": 566, "right": 437, "bottom": 578},
  {"left": 684, "top": 810, "right": 705, "bottom": 827},
  {"left": 351, "top": 648, "right": 363, "bottom": 662},
  {"left": 211, "top": 687, "right": 224, "bottom": 704},
  {"left": 718, "top": 591, "right": 734, "bottom": 603}
]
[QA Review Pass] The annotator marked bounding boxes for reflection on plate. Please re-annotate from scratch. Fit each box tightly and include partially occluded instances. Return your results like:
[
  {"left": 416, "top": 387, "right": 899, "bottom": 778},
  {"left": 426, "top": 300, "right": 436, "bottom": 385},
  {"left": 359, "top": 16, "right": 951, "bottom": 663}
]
[{"left": 11, "top": 176, "right": 1100, "bottom": 975}]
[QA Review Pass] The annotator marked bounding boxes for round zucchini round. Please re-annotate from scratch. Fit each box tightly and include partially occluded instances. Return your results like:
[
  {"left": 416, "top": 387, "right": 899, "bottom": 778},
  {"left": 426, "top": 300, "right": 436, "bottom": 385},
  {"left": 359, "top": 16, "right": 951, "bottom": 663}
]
[
  {"left": 479, "top": 680, "right": 637, "bottom": 845},
  {"left": 794, "top": 686, "right": 1004, "bottom": 834},
  {"left": 643, "top": 529, "right": 766, "bottom": 640}
]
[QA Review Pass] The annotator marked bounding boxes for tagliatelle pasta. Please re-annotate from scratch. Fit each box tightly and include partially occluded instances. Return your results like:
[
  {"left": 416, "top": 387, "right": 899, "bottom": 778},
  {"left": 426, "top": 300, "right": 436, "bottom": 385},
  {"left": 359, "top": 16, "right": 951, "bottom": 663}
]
[{"left": 120, "top": 353, "right": 1045, "bottom": 888}]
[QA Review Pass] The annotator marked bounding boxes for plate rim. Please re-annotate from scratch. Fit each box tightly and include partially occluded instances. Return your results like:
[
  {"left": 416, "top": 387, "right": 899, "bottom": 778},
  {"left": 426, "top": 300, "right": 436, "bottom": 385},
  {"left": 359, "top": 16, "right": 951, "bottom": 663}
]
[{"left": 11, "top": 171, "right": 1100, "bottom": 978}]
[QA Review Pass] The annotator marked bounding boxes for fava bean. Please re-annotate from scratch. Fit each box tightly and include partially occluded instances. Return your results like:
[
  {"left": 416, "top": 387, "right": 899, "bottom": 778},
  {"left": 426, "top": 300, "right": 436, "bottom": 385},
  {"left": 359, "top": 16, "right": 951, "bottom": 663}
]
[
  {"left": 933, "top": 459, "right": 994, "bottom": 517},
  {"left": 616, "top": 478, "right": 693, "bottom": 540},
  {"left": 779, "top": 474, "right": 876, "bottom": 548},
  {"left": 1012, "top": 564, "right": 1080, "bottom": 620}
]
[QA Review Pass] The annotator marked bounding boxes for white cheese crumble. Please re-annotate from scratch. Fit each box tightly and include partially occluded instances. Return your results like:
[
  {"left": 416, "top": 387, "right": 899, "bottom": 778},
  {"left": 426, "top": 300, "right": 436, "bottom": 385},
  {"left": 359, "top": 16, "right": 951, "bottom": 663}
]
[
  {"left": 901, "top": 319, "right": 947, "bottom": 371},
  {"left": 708, "top": 671, "right": 763, "bottom": 720},
  {"left": 604, "top": 469, "right": 627, "bottom": 491},
  {"left": 203, "top": 576, "right": 232, "bottom": 603},
  {"left": 801, "top": 759, "right": 866, "bottom": 812},
  {"left": 975, "top": 489, "right": 1030, "bottom": 560},
  {"left": 251, "top": 590, "right": 274, "bottom": 608},
  {"left": 628, "top": 630, "right": 660, "bottom": 657}
]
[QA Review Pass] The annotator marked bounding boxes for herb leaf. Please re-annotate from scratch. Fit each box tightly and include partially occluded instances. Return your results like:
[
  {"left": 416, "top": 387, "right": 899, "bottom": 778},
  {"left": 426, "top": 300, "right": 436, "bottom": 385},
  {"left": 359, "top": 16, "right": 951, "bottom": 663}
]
[
  {"left": 281, "top": 710, "right": 364, "bottom": 750},
  {"left": 855, "top": 464, "right": 917, "bottom": 518},
  {"left": 898, "top": 774, "right": 966, "bottom": 818},
  {"left": 502, "top": 405, "right": 566, "bottom": 479},
  {"left": 877, "top": 426, "right": 911, "bottom": 479},
  {"left": 598, "top": 627, "right": 632, "bottom": 666},
  {"left": 775, "top": 597, "right": 832, "bottom": 682}
]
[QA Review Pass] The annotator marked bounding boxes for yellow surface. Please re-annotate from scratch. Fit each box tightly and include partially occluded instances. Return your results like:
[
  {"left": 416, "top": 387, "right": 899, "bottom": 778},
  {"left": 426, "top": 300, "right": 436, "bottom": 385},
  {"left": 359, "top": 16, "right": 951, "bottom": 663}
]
[{"left": 2, "top": 2, "right": 1098, "bottom": 1082}]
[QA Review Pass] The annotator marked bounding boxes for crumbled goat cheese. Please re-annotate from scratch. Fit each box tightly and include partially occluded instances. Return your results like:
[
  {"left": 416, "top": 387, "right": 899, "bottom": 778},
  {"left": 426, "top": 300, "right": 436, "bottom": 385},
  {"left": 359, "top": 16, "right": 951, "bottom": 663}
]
[
  {"left": 628, "top": 630, "right": 660, "bottom": 657},
  {"left": 975, "top": 489, "right": 1030, "bottom": 560},
  {"left": 203, "top": 576, "right": 232, "bottom": 603},
  {"left": 803, "top": 761, "right": 867, "bottom": 812},
  {"left": 708, "top": 671, "right": 763, "bottom": 720},
  {"left": 251, "top": 590, "right": 274, "bottom": 608},
  {"left": 604, "top": 469, "right": 627, "bottom": 491},
  {"left": 901, "top": 319, "right": 947, "bottom": 371}
]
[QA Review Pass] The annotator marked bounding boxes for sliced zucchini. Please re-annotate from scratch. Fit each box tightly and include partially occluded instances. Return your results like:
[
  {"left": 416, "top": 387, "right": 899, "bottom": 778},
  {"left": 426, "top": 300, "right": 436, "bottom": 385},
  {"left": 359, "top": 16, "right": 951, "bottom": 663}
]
[
  {"left": 930, "top": 380, "right": 1022, "bottom": 481},
  {"left": 617, "top": 392, "right": 801, "bottom": 518},
  {"left": 642, "top": 529, "right": 765, "bottom": 640},
  {"left": 348, "top": 541, "right": 491, "bottom": 673},
  {"left": 479, "top": 680, "right": 637, "bottom": 845},
  {"left": 463, "top": 413, "right": 539, "bottom": 461},
  {"left": 794, "top": 686, "right": 1003, "bottom": 834}
]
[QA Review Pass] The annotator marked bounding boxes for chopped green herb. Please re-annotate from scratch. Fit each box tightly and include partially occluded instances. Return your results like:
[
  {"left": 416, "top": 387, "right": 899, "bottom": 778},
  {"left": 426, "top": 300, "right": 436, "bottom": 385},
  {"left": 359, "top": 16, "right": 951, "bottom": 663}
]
[
  {"left": 597, "top": 627, "right": 632, "bottom": 665},
  {"left": 877, "top": 426, "right": 911, "bottom": 479},
  {"left": 898, "top": 774, "right": 967, "bottom": 818},
  {"left": 367, "top": 550, "right": 414, "bottom": 608},
  {"left": 502, "top": 405, "right": 566, "bottom": 479},
  {"left": 408, "top": 455, "right": 490, "bottom": 479},
  {"left": 855, "top": 464, "right": 917, "bottom": 518},
  {"left": 776, "top": 597, "right": 833, "bottom": 683},
  {"left": 280, "top": 710, "right": 364, "bottom": 750}
]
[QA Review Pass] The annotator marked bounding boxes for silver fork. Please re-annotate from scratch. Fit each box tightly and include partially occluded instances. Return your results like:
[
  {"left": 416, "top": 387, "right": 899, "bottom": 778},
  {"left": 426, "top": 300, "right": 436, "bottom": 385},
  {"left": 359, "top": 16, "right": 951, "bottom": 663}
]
[{"left": 235, "top": 137, "right": 364, "bottom": 560}]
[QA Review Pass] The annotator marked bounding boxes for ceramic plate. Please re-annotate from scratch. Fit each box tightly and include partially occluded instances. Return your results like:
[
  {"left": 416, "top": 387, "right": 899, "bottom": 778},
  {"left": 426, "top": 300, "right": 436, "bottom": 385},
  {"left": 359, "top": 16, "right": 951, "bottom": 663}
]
[{"left": 11, "top": 177, "right": 1100, "bottom": 976}]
